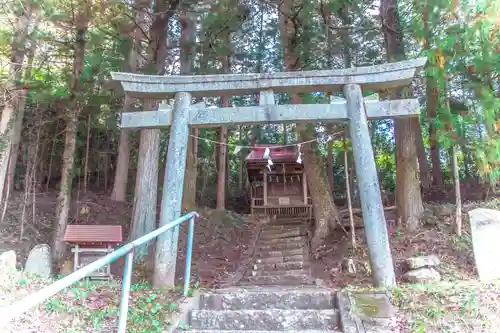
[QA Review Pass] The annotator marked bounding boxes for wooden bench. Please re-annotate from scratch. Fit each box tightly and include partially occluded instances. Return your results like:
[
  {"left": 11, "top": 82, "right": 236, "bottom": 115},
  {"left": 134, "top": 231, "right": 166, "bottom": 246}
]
[{"left": 63, "top": 225, "right": 123, "bottom": 279}]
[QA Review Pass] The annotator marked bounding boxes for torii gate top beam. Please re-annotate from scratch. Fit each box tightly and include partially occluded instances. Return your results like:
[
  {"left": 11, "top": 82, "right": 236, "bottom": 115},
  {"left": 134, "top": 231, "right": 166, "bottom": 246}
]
[{"left": 110, "top": 58, "right": 426, "bottom": 99}]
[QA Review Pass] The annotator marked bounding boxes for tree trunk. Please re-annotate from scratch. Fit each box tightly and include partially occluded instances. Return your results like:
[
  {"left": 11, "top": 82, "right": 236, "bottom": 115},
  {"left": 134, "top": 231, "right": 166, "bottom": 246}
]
[
  {"left": 216, "top": 30, "right": 231, "bottom": 210},
  {"left": 381, "top": 0, "right": 423, "bottom": 230},
  {"left": 8, "top": 15, "right": 39, "bottom": 194},
  {"left": 110, "top": 0, "right": 149, "bottom": 202},
  {"left": 452, "top": 145, "right": 462, "bottom": 235},
  {"left": 180, "top": 9, "right": 197, "bottom": 210},
  {"left": 217, "top": 124, "right": 228, "bottom": 210},
  {"left": 0, "top": 1, "right": 33, "bottom": 207},
  {"left": 298, "top": 123, "right": 341, "bottom": 248},
  {"left": 131, "top": 0, "right": 172, "bottom": 261},
  {"left": 422, "top": 5, "right": 444, "bottom": 186},
  {"left": 131, "top": 109, "right": 160, "bottom": 260},
  {"left": 52, "top": 3, "right": 90, "bottom": 264},
  {"left": 276, "top": 0, "right": 341, "bottom": 248},
  {"left": 238, "top": 125, "right": 245, "bottom": 191},
  {"left": 413, "top": 117, "right": 431, "bottom": 188}
]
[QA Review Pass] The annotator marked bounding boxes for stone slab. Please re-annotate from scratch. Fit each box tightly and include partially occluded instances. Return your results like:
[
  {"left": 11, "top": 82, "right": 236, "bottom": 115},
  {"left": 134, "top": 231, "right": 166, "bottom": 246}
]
[
  {"left": 257, "top": 248, "right": 305, "bottom": 258},
  {"left": 199, "top": 289, "right": 334, "bottom": 310},
  {"left": 189, "top": 309, "right": 339, "bottom": 330},
  {"left": 111, "top": 57, "right": 426, "bottom": 98},
  {"left": 119, "top": 99, "right": 420, "bottom": 129},
  {"left": 256, "top": 254, "right": 306, "bottom": 264},
  {"left": 165, "top": 290, "right": 200, "bottom": 333},
  {"left": 469, "top": 208, "right": 500, "bottom": 281}
]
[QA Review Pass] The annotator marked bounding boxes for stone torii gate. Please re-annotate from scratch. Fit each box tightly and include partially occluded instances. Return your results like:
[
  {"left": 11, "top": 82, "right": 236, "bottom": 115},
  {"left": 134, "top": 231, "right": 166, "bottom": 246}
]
[{"left": 111, "top": 57, "right": 426, "bottom": 287}]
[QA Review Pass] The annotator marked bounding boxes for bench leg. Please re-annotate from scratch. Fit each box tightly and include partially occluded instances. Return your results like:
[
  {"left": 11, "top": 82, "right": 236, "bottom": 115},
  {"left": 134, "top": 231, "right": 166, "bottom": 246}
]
[{"left": 73, "top": 245, "right": 80, "bottom": 272}]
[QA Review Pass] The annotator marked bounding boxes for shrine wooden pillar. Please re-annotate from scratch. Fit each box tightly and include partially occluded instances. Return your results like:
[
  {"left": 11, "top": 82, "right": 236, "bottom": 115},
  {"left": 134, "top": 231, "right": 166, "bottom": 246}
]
[
  {"left": 302, "top": 172, "right": 308, "bottom": 205},
  {"left": 263, "top": 170, "right": 268, "bottom": 205}
]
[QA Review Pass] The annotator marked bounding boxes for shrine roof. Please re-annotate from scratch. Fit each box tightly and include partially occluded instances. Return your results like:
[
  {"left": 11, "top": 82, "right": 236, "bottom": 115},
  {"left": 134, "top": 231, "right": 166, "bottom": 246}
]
[{"left": 246, "top": 144, "right": 298, "bottom": 164}]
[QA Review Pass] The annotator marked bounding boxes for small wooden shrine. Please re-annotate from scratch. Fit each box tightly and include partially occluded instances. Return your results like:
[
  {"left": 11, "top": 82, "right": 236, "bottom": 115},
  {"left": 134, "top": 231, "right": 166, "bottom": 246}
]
[{"left": 246, "top": 144, "right": 311, "bottom": 218}]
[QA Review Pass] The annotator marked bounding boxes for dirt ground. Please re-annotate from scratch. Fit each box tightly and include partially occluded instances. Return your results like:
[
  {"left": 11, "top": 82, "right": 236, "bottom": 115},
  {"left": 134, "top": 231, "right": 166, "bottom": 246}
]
[
  {"left": 310, "top": 199, "right": 500, "bottom": 287},
  {"left": 0, "top": 191, "right": 258, "bottom": 287}
]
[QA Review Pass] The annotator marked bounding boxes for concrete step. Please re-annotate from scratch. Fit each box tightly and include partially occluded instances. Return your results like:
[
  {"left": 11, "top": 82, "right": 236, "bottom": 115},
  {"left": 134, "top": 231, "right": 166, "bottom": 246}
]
[
  {"left": 260, "top": 229, "right": 305, "bottom": 240},
  {"left": 260, "top": 236, "right": 305, "bottom": 245},
  {"left": 242, "top": 274, "right": 313, "bottom": 286},
  {"left": 255, "top": 254, "right": 306, "bottom": 264},
  {"left": 258, "top": 240, "right": 306, "bottom": 251},
  {"left": 199, "top": 289, "right": 335, "bottom": 310},
  {"left": 257, "top": 248, "right": 305, "bottom": 258},
  {"left": 189, "top": 309, "right": 339, "bottom": 330},
  {"left": 253, "top": 260, "right": 307, "bottom": 271},
  {"left": 251, "top": 268, "right": 309, "bottom": 277}
]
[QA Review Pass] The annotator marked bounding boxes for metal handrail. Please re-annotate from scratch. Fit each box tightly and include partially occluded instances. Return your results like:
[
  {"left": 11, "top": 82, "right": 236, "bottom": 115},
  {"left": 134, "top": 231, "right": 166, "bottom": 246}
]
[{"left": 1, "top": 211, "right": 198, "bottom": 332}]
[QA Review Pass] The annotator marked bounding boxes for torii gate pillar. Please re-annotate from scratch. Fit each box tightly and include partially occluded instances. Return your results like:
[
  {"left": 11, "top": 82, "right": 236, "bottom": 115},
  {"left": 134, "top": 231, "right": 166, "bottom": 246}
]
[
  {"left": 344, "top": 84, "right": 395, "bottom": 286},
  {"left": 112, "top": 57, "right": 426, "bottom": 288},
  {"left": 153, "top": 92, "right": 191, "bottom": 286}
]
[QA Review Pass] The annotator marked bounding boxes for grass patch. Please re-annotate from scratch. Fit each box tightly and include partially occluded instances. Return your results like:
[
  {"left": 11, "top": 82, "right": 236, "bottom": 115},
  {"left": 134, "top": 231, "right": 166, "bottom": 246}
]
[
  {"left": 347, "top": 280, "right": 500, "bottom": 333},
  {"left": 2, "top": 271, "right": 183, "bottom": 333}
]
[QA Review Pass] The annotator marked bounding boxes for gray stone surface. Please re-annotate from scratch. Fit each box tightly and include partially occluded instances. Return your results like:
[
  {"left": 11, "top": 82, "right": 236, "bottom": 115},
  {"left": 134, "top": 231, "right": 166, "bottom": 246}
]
[
  {"left": 351, "top": 293, "right": 395, "bottom": 326},
  {"left": 0, "top": 250, "right": 17, "bottom": 271},
  {"left": 258, "top": 240, "right": 307, "bottom": 251},
  {"left": 260, "top": 228, "right": 305, "bottom": 239},
  {"left": 260, "top": 236, "right": 304, "bottom": 244},
  {"left": 257, "top": 248, "right": 305, "bottom": 258},
  {"left": 406, "top": 255, "right": 440, "bottom": 269},
  {"left": 120, "top": 99, "right": 420, "bottom": 129},
  {"left": 153, "top": 91, "right": 192, "bottom": 286},
  {"left": 253, "top": 261, "right": 306, "bottom": 271},
  {"left": 255, "top": 254, "right": 305, "bottom": 265},
  {"left": 199, "top": 289, "right": 334, "bottom": 310},
  {"left": 243, "top": 274, "right": 312, "bottom": 286},
  {"left": 111, "top": 57, "right": 426, "bottom": 98},
  {"left": 469, "top": 208, "right": 500, "bottom": 281},
  {"left": 24, "top": 244, "right": 52, "bottom": 278},
  {"left": 344, "top": 83, "right": 395, "bottom": 287},
  {"left": 190, "top": 309, "right": 339, "bottom": 330},
  {"left": 403, "top": 267, "right": 441, "bottom": 283}
]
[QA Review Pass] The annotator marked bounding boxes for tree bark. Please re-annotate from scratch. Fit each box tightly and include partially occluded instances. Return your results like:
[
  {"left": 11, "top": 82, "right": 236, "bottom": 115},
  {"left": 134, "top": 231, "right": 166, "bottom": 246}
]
[
  {"left": 215, "top": 30, "right": 231, "bottom": 210},
  {"left": 52, "top": 2, "right": 90, "bottom": 263},
  {"left": 180, "top": 9, "right": 197, "bottom": 210},
  {"left": 422, "top": 5, "right": 444, "bottom": 186},
  {"left": 452, "top": 145, "right": 462, "bottom": 235},
  {"left": 131, "top": 0, "right": 172, "bottom": 262},
  {"left": 276, "top": 0, "right": 342, "bottom": 248},
  {"left": 413, "top": 117, "right": 431, "bottom": 188},
  {"left": 110, "top": 0, "right": 149, "bottom": 201},
  {"left": 131, "top": 106, "right": 160, "bottom": 260},
  {"left": 381, "top": 0, "right": 423, "bottom": 230},
  {"left": 0, "top": 1, "right": 34, "bottom": 207},
  {"left": 7, "top": 14, "right": 39, "bottom": 194}
]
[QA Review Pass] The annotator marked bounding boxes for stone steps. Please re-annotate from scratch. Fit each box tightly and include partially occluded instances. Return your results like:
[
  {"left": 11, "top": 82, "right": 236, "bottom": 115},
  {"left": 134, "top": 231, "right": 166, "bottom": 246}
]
[
  {"left": 252, "top": 260, "right": 307, "bottom": 271},
  {"left": 254, "top": 254, "right": 306, "bottom": 264},
  {"left": 257, "top": 241, "right": 306, "bottom": 252},
  {"left": 199, "top": 289, "right": 335, "bottom": 310},
  {"left": 260, "top": 229, "right": 305, "bottom": 240},
  {"left": 257, "top": 248, "right": 305, "bottom": 258},
  {"left": 251, "top": 268, "right": 309, "bottom": 277},
  {"left": 242, "top": 274, "right": 313, "bottom": 286},
  {"left": 260, "top": 236, "right": 305, "bottom": 245},
  {"left": 190, "top": 309, "right": 339, "bottom": 330}
]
